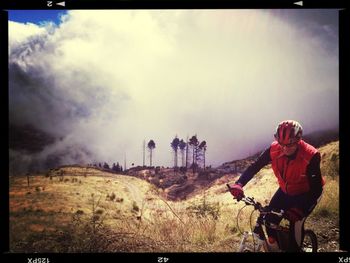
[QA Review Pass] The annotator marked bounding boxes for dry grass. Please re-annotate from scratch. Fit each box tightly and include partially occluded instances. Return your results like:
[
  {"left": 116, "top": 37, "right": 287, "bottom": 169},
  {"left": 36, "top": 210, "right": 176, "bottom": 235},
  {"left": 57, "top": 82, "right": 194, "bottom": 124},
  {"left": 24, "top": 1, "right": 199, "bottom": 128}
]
[
  {"left": 9, "top": 170, "right": 241, "bottom": 252},
  {"left": 311, "top": 140, "right": 339, "bottom": 218},
  {"left": 9, "top": 141, "right": 339, "bottom": 252}
]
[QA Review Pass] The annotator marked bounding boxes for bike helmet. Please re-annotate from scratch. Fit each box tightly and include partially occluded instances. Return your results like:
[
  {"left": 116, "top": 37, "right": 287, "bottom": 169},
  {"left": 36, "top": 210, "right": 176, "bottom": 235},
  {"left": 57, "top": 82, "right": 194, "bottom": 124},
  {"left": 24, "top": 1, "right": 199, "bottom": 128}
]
[{"left": 274, "top": 120, "right": 303, "bottom": 145}]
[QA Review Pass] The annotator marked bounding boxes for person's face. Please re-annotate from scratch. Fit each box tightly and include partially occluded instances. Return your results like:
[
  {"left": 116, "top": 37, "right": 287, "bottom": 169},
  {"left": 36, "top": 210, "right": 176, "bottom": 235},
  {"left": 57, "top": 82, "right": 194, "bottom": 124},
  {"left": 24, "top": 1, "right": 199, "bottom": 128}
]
[{"left": 279, "top": 142, "right": 298, "bottom": 156}]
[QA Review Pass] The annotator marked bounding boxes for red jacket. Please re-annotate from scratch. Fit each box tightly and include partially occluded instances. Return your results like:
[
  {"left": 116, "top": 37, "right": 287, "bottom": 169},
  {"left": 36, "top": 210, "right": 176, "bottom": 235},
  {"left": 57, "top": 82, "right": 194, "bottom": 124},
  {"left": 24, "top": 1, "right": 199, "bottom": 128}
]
[{"left": 270, "top": 140, "right": 325, "bottom": 196}]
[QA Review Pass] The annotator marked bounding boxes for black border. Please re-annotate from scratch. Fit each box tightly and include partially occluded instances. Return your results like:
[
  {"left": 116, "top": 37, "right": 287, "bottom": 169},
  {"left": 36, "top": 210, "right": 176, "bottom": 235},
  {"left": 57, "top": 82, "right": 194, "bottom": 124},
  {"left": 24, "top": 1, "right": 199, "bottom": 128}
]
[
  {"left": 2, "top": 1, "right": 349, "bottom": 262},
  {"left": 339, "top": 8, "right": 350, "bottom": 254},
  {"left": 1, "top": 251, "right": 350, "bottom": 262},
  {"left": 0, "top": 9, "right": 9, "bottom": 255},
  {"left": 0, "top": 0, "right": 348, "bottom": 9}
]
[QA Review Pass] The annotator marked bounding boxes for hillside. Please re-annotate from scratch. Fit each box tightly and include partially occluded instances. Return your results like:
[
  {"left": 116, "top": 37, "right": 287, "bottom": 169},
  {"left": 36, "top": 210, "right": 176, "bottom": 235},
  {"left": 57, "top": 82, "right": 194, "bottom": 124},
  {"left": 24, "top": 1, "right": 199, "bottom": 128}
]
[
  {"left": 122, "top": 134, "right": 339, "bottom": 201},
  {"left": 9, "top": 140, "right": 340, "bottom": 252}
]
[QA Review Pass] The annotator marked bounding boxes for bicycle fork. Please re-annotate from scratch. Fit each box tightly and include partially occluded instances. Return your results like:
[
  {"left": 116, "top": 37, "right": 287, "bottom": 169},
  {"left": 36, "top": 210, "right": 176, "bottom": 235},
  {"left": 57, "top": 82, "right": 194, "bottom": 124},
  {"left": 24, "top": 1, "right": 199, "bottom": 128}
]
[
  {"left": 252, "top": 219, "right": 271, "bottom": 252},
  {"left": 238, "top": 231, "right": 268, "bottom": 252},
  {"left": 238, "top": 231, "right": 250, "bottom": 252}
]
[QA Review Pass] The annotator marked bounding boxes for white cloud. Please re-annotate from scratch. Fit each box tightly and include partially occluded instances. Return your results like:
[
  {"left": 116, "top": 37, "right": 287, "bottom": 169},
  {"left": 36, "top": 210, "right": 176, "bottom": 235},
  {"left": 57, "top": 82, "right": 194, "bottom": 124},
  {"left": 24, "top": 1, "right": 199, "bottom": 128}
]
[
  {"left": 9, "top": 10, "right": 339, "bottom": 172},
  {"left": 9, "top": 21, "right": 47, "bottom": 49}
]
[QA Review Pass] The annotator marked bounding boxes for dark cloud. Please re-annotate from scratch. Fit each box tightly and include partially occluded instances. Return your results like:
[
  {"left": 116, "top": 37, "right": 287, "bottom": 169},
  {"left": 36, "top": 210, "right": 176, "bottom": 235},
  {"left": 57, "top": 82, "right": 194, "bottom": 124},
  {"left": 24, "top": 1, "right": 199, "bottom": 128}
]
[{"left": 267, "top": 9, "right": 338, "bottom": 55}]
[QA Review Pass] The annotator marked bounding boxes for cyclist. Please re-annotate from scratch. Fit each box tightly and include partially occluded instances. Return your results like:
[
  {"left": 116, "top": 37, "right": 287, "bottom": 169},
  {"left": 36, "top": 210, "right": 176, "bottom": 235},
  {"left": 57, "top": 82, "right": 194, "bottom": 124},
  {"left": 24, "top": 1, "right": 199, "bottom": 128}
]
[{"left": 228, "top": 120, "right": 325, "bottom": 252}]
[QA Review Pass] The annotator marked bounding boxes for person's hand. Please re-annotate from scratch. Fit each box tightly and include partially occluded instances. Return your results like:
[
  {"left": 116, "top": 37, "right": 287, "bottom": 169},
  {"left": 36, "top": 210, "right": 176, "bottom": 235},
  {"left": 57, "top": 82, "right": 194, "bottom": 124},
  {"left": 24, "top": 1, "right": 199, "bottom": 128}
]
[
  {"left": 228, "top": 183, "right": 244, "bottom": 201},
  {"left": 284, "top": 207, "right": 304, "bottom": 222}
]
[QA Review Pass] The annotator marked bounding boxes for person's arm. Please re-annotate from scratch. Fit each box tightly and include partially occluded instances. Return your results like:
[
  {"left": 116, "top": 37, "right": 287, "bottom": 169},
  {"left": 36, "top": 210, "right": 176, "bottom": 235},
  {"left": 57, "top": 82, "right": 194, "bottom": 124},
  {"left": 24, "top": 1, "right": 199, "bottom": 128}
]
[
  {"left": 300, "top": 152, "right": 323, "bottom": 214},
  {"left": 306, "top": 152, "right": 323, "bottom": 199},
  {"left": 236, "top": 147, "right": 271, "bottom": 187}
]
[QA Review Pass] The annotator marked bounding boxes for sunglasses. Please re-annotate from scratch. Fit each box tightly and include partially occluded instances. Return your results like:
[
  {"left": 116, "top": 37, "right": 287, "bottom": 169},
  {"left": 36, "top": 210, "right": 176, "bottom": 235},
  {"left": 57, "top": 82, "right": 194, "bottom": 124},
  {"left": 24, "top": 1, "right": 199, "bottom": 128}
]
[{"left": 279, "top": 142, "right": 297, "bottom": 148}]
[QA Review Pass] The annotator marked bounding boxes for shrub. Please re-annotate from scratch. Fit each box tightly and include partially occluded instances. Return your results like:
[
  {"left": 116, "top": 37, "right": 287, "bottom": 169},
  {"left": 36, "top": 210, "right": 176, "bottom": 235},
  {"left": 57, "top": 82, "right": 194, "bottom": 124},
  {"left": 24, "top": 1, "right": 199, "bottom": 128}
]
[
  {"left": 107, "top": 193, "right": 116, "bottom": 201},
  {"left": 186, "top": 196, "right": 221, "bottom": 220},
  {"left": 132, "top": 202, "right": 139, "bottom": 212},
  {"left": 95, "top": 209, "right": 103, "bottom": 215},
  {"left": 76, "top": 210, "right": 84, "bottom": 215}
]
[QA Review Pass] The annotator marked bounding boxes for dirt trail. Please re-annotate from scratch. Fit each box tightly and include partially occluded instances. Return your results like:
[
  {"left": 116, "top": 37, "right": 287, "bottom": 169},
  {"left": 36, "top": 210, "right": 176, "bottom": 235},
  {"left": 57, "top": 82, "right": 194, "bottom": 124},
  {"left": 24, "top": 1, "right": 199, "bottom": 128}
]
[
  {"left": 81, "top": 172, "right": 145, "bottom": 205},
  {"left": 117, "top": 180, "right": 143, "bottom": 205}
]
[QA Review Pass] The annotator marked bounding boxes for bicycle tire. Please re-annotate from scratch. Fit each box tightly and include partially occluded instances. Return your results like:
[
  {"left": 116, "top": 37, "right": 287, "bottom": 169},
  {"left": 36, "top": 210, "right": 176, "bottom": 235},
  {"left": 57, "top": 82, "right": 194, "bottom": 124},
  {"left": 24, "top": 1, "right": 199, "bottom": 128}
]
[
  {"left": 300, "top": 230, "right": 318, "bottom": 252},
  {"left": 239, "top": 245, "right": 263, "bottom": 252}
]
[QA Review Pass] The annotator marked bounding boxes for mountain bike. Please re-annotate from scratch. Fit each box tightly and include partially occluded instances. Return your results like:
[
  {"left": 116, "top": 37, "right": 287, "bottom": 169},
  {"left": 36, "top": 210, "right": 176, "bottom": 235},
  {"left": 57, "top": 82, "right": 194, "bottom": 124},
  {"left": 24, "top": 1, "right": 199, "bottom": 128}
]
[{"left": 226, "top": 184, "right": 318, "bottom": 252}]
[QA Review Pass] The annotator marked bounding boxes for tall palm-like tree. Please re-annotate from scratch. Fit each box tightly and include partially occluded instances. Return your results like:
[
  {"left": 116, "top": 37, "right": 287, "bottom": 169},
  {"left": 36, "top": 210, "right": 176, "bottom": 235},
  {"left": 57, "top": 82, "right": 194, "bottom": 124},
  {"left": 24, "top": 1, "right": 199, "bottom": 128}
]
[
  {"left": 189, "top": 135, "right": 199, "bottom": 173},
  {"left": 147, "top": 140, "right": 156, "bottom": 166},
  {"left": 179, "top": 139, "right": 187, "bottom": 168},
  {"left": 171, "top": 136, "right": 180, "bottom": 169},
  {"left": 198, "top": 141, "right": 207, "bottom": 169}
]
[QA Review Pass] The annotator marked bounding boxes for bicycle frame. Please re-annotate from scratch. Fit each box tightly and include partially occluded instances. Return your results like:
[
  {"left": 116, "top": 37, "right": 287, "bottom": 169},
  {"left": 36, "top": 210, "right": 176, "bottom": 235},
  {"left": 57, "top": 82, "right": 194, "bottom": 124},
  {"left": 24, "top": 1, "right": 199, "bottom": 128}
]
[
  {"left": 236, "top": 199, "right": 287, "bottom": 252},
  {"left": 227, "top": 184, "right": 292, "bottom": 252}
]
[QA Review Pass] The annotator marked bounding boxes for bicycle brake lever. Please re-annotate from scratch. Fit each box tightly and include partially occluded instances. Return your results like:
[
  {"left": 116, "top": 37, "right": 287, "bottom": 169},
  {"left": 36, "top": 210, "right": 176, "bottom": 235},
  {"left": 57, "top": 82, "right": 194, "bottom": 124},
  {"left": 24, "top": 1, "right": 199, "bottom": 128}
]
[{"left": 243, "top": 197, "right": 254, "bottom": 205}]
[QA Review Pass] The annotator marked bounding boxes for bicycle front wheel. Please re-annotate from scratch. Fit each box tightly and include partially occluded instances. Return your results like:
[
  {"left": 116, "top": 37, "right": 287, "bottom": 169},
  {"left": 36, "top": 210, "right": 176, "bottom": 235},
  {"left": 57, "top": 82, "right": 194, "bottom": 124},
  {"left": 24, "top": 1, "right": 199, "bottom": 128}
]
[{"left": 300, "top": 230, "right": 318, "bottom": 252}]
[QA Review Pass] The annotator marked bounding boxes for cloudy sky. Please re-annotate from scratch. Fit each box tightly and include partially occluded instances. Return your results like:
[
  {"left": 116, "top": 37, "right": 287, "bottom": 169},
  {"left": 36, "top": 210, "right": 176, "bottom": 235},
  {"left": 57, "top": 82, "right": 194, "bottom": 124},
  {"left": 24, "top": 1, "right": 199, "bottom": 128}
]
[{"left": 8, "top": 9, "right": 339, "bottom": 172}]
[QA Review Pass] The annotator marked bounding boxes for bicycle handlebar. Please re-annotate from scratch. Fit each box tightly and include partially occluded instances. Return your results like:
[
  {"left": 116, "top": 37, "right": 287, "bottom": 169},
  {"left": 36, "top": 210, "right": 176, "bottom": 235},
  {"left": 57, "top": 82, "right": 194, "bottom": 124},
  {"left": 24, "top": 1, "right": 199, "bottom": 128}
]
[{"left": 226, "top": 183, "right": 285, "bottom": 217}]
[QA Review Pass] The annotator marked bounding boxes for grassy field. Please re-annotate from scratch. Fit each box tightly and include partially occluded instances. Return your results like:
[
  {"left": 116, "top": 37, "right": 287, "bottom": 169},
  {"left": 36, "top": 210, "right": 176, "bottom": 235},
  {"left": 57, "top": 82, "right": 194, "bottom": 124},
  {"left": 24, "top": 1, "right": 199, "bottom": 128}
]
[{"left": 9, "top": 141, "right": 339, "bottom": 252}]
